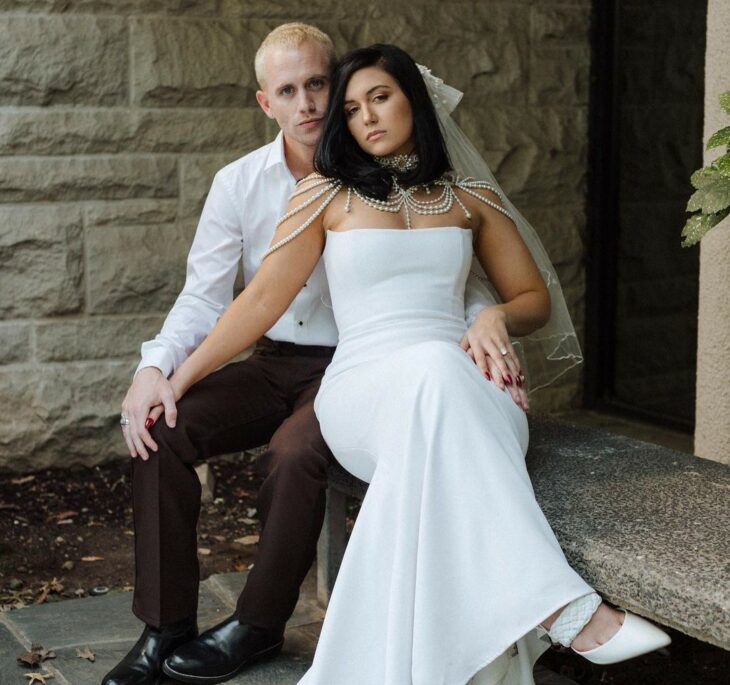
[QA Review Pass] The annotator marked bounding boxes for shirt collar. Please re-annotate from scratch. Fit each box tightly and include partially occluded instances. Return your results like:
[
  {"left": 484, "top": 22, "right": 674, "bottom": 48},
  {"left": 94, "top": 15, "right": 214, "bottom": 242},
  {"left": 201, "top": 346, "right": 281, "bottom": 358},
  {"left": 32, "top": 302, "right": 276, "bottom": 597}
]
[{"left": 264, "top": 130, "right": 287, "bottom": 173}]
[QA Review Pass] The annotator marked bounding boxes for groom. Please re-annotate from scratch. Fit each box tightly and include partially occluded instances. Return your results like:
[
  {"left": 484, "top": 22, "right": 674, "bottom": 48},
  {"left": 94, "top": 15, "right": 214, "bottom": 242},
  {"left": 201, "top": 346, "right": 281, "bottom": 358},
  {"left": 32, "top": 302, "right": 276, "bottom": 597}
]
[{"left": 104, "top": 22, "right": 514, "bottom": 685}]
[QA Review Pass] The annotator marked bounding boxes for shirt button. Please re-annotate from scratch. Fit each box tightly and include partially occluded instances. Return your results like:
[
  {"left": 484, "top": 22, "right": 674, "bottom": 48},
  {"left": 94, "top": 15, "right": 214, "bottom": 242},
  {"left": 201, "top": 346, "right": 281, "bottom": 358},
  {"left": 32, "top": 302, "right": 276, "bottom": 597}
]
[
  {"left": 298, "top": 321, "right": 303, "bottom": 326},
  {"left": 303, "top": 283, "right": 307, "bottom": 287}
]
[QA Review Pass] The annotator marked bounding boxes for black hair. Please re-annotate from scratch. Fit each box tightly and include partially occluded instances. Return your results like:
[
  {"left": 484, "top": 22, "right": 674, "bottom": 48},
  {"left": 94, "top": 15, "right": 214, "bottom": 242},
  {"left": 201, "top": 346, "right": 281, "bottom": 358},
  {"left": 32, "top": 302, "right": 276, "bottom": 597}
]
[{"left": 314, "top": 44, "right": 451, "bottom": 200}]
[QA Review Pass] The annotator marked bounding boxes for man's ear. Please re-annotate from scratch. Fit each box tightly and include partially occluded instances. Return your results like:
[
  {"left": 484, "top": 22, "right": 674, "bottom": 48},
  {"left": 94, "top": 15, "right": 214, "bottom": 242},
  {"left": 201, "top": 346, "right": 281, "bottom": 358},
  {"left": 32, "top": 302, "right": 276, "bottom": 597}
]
[{"left": 255, "top": 90, "right": 275, "bottom": 119}]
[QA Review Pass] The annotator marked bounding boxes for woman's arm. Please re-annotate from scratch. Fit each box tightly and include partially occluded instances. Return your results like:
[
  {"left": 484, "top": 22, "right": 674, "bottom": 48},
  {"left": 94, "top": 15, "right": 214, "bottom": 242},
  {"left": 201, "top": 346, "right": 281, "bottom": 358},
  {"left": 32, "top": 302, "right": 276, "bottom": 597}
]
[
  {"left": 470, "top": 189, "right": 551, "bottom": 337},
  {"left": 169, "top": 183, "right": 329, "bottom": 400}
]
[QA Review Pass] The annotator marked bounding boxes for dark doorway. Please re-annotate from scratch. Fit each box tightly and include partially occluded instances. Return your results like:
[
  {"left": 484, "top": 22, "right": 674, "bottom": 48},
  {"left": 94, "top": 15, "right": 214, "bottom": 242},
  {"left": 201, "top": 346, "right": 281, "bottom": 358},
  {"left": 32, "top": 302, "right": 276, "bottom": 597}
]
[{"left": 584, "top": 0, "right": 706, "bottom": 430}]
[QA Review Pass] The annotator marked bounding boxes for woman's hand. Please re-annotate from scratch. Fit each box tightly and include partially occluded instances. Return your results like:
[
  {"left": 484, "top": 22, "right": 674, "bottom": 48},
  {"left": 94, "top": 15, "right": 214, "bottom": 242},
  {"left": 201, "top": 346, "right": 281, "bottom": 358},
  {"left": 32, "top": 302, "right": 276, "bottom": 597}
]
[{"left": 461, "top": 305, "right": 527, "bottom": 409}]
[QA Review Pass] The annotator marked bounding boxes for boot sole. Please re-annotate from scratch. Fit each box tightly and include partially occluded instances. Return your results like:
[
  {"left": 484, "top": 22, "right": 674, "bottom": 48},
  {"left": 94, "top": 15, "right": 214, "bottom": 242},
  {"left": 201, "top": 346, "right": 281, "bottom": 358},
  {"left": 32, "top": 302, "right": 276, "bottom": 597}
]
[{"left": 161, "top": 640, "right": 284, "bottom": 684}]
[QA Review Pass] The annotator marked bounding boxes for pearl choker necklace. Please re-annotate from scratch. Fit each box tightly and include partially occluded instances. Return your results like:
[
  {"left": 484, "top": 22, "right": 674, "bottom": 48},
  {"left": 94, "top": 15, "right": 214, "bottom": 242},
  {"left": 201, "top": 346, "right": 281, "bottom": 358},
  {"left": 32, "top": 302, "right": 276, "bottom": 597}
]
[{"left": 373, "top": 153, "right": 419, "bottom": 173}]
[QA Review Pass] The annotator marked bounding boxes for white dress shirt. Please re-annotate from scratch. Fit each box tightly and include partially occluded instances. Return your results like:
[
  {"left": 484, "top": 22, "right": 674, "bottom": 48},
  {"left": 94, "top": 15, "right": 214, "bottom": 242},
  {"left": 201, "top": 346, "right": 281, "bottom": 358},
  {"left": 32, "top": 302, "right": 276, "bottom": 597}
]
[{"left": 138, "top": 131, "right": 495, "bottom": 377}]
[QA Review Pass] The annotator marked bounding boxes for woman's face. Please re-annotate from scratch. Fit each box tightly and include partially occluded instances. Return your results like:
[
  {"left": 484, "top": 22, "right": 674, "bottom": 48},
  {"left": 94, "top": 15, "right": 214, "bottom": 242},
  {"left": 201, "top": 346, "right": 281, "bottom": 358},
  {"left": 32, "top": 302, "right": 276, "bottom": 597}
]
[{"left": 343, "top": 65, "right": 414, "bottom": 157}]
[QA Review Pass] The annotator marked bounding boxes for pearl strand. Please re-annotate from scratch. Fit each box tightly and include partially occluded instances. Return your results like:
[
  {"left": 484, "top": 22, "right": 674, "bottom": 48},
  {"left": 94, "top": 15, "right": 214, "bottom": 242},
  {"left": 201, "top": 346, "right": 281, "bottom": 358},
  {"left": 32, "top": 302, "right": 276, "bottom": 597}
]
[{"left": 263, "top": 181, "right": 341, "bottom": 258}]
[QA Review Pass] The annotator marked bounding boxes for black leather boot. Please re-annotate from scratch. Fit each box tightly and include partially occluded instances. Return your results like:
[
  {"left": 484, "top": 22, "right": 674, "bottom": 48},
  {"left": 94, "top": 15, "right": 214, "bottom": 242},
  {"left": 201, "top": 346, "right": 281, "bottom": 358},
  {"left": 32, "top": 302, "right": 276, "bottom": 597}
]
[
  {"left": 101, "top": 616, "right": 198, "bottom": 685},
  {"left": 162, "top": 615, "right": 284, "bottom": 684}
]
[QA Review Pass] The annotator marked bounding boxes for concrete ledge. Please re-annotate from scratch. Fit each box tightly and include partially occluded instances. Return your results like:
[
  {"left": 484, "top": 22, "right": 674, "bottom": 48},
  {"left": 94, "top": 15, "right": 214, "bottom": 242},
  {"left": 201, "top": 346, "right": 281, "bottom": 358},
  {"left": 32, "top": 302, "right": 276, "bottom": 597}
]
[{"left": 318, "top": 415, "right": 730, "bottom": 650}]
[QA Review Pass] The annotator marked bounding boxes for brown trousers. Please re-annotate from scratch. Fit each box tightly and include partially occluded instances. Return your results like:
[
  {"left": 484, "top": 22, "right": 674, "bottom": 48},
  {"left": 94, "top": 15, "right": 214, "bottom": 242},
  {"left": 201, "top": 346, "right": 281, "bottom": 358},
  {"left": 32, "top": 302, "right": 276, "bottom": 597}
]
[{"left": 131, "top": 337, "right": 335, "bottom": 631}]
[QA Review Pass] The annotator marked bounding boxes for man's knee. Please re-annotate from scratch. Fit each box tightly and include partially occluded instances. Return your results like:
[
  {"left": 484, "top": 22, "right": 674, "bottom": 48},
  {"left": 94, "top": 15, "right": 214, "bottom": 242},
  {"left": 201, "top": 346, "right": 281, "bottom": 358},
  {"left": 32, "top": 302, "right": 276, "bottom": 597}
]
[{"left": 260, "top": 438, "right": 330, "bottom": 482}]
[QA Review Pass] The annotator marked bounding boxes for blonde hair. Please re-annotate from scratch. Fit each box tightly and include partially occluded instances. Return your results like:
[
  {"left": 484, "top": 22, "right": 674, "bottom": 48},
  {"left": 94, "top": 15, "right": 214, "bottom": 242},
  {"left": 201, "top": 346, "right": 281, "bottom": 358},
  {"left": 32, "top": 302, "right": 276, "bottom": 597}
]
[{"left": 255, "top": 23, "right": 336, "bottom": 89}]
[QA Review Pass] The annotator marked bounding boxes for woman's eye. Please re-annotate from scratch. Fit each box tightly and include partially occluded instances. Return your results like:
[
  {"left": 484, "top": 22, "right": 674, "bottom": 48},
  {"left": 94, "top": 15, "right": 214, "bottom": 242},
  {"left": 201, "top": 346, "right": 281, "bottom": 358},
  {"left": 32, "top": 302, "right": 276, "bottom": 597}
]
[
  {"left": 373, "top": 94, "right": 387, "bottom": 103},
  {"left": 346, "top": 107, "right": 358, "bottom": 117}
]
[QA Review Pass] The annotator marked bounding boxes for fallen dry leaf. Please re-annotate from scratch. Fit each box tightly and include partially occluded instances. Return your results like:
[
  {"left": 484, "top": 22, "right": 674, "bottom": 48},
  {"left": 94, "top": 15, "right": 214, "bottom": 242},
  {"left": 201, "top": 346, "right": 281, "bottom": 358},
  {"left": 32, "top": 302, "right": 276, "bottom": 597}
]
[
  {"left": 11, "top": 475, "right": 35, "bottom": 485},
  {"left": 80, "top": 556, "right": 104, "bottom": 562},
  {"left": 197, "top": 548, "right": 212, "bottom": 556},
  {"left": 233, "top": 535, "right": 259, "bottom": 546},
  {"left": 35, "top": 578, "right": 65, "bottom": 604},
  {"left": 76, "top": 646, "right": 95, "bottom": 662},
  {"left": 46, "top": 511, "right": 78, "bottom": 523},
  {"left": 24, "top": 672, "right": 54, "bottom": 684}
]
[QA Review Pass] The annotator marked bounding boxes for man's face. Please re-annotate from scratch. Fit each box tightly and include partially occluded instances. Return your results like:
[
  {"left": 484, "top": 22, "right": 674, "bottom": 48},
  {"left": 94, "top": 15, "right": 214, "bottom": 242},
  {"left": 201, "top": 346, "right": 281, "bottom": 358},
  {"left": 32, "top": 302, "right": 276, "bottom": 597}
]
[{"left": 255, "top": 41, "right": 332, "bottom": 148}]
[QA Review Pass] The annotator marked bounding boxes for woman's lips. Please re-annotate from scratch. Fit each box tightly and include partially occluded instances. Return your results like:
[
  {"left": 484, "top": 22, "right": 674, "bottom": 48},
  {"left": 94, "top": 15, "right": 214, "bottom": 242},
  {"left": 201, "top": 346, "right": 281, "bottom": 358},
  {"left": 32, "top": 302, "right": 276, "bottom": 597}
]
[{"left": 366, "top": 130, "right": 386, "bottom": 141}]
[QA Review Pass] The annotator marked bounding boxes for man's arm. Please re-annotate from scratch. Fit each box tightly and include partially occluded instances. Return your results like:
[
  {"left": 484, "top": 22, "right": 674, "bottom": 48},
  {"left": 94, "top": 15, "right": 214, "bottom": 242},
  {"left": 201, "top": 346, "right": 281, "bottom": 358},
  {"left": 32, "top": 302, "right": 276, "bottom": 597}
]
[
  {"left": 137, "top": 171, "right": 244, "bottom": 377},
  {"left": 122, "top": 170, "right": 244, "bottom": 459}
]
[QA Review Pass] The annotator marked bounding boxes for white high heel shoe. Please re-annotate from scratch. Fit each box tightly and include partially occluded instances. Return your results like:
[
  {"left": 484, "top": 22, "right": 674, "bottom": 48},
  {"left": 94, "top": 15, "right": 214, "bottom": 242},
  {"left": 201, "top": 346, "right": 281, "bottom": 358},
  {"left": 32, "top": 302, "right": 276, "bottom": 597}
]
[
  {"left": 571, "top": 609, "right": 671, "bottom": 665},
  {"left": 540, "top": 593, "right": 671, "bottom": 665}
]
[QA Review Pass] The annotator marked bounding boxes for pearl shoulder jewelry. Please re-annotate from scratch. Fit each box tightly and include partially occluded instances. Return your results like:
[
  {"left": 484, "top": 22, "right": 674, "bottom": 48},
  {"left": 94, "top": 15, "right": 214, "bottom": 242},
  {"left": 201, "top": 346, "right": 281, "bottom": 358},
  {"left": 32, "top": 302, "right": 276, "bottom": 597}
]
[{"left": 262, "top": 171, "right": 516, "bottom": 258}]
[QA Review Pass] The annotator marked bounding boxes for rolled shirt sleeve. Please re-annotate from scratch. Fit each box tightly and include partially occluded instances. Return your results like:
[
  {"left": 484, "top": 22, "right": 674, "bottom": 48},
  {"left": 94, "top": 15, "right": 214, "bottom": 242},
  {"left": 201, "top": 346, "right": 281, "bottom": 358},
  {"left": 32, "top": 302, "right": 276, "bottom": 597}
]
[{"left": 137, "top": 171, "right": 244, "bottom": 377}]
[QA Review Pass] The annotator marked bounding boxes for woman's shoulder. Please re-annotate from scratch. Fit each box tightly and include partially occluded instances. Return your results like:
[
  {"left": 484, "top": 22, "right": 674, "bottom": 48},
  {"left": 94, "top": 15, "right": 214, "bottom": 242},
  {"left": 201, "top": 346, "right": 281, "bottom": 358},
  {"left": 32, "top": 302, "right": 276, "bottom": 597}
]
[
  {"left": 443, "top": 174, "right": 515, "bottom": 222},
  {"left": 294, "top": 171, "right": 341, "bottom": 191},
  {"left": 279, "top": 173, "right": 346, "bottom": 231}
]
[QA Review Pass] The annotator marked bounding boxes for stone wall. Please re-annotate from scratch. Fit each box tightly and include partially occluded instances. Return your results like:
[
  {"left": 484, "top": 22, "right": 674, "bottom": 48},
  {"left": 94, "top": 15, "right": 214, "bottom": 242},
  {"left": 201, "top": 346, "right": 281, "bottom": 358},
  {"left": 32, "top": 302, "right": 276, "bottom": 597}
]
[{"left": 0, "top": 0, "right": 591, "bottom": 472}]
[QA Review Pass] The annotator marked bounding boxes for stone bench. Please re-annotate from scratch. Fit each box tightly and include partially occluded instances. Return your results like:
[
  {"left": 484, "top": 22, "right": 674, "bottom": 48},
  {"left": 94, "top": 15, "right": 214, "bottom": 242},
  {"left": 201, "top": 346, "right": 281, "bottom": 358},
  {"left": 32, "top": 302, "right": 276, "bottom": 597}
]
[{"left": 316, "top": 415, "right": 730, "bottom": 651}]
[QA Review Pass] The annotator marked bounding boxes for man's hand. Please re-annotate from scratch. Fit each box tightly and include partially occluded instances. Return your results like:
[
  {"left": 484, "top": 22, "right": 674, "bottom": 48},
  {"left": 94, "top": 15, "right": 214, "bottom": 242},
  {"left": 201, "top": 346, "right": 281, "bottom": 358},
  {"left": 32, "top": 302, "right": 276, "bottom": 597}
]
[
  {"left": 120, "top": 367, "right": 178, "bottom": 460},
  {"left": 461, "top": 306, "right": 529, "bottom": 412}
]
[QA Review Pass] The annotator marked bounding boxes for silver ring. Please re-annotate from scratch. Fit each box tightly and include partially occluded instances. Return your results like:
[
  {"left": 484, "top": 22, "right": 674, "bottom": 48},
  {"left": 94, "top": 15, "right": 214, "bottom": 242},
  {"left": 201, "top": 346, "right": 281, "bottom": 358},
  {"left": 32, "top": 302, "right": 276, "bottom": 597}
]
[{"left": 120, "top": 414, "right": 130, "bottom": 426}]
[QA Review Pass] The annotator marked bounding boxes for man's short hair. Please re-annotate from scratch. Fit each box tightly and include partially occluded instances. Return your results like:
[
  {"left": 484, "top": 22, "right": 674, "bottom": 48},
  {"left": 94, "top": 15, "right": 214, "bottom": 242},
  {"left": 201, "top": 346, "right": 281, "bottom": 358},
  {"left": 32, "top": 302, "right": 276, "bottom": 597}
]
[{"left": 255, "top": 23, "right": 336, "bottom": 89}]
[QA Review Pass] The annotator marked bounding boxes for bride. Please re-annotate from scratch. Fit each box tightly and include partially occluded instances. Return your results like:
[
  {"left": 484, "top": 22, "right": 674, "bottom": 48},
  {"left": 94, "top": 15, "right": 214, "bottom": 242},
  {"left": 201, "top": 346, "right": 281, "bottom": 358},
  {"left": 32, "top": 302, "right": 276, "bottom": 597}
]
[{"left": 163, "top": 44, "right": 670, "bottom": 685}]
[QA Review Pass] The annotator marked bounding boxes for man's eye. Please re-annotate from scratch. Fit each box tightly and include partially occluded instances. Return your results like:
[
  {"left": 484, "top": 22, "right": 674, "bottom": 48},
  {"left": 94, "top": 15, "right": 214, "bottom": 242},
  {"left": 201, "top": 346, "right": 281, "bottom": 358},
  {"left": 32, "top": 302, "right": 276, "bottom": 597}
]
[
  {"left": 280, "top": 86, "right": 294, "bottom": 96},
  {"left": 309, "top": 79, "right": 325, "bottom": 89}
]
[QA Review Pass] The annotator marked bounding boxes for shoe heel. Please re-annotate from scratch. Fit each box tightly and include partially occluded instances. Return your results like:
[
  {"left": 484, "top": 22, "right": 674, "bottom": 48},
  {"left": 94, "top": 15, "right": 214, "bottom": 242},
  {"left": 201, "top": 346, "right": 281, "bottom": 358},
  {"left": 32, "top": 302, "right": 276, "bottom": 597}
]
[{"left": 573, "top": 610, "right": 671, "bottom": 665}]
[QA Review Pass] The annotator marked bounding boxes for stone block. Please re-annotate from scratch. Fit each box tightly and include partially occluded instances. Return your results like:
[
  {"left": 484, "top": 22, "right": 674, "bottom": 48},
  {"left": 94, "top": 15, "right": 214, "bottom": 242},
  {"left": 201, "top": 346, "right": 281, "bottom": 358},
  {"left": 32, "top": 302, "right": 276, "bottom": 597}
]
[
  {"left": 529, "top": 46, "right": 590, "bottom": 105},
  {"left": 85, "top": 199, "right": 179, "bottom": 227},
  {"left": 0, "top": 107, "right": 267, "bottom": 155},
  {"left": 455, "top": 105, "right": 588, "bottom": 157},
  {"left": 531, "top": 4, "right": 591, "bottom": 45},
  {"left": 521, "top": 203, "right": 586, "bottom": 267},
  {"left": 0, "top": 15, "right": 127, "bottom": 106},
  {"left": 0, "top": 205, "right": 83, "bottom": 318},
  {"left": 0, "top": 620, "right": 25, "bottom": 682},
  {"left": 0, "top": 0, "right": 218, "bottom": 12},
  {"left": 360, "top": 3, "right": 531, "bottom": 104},
  {"left": 86, "top": 221, "right": 196, "bottom": 314},
  {"left": 0, "top": 361, "right": 134, "bottom": 472},
  {"left": 0, "top": 156, "right": 178, "bottom": 203},
  {"left": 179, "top": 153, "right": 242, "bottom": 220},
  {"left": 131, "top": 17, "right": 256, "bottom": 107},
  {"left": 36, "top": 316, "right": 165, "bottom": 362},
  {"left": 0, "top": 322, "right": 31, "bottom": 364},
  {"left": 4, "top": 582, "right": 227, "bottom": 650}
]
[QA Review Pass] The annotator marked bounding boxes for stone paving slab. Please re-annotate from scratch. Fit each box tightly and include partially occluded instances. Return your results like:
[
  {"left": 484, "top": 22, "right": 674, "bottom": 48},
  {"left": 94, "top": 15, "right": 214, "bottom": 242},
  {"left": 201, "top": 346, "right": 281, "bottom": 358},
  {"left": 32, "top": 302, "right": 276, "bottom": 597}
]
[
  {"left": 4, "top": 585, "right": 229, "bottom": 651},
  {"left": 1, "top": 567, "right": 574, "bottom": 685}
]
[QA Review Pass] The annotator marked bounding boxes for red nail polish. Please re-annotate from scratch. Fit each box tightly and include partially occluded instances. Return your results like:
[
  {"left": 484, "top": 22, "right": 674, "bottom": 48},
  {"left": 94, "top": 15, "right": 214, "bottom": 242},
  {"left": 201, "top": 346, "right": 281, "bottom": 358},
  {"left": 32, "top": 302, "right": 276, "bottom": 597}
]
[
  {"left": 485, "top": 371, "right": 491, "bottom": 380},
  {"left": 516, "top": 376, "right": 523, "bottom": 387},
  {"left": 505, "top": 374, "right": 513, "bottom": 384},
  {"left": 145, "top": 417, "right": 154, "bottom": 429}
]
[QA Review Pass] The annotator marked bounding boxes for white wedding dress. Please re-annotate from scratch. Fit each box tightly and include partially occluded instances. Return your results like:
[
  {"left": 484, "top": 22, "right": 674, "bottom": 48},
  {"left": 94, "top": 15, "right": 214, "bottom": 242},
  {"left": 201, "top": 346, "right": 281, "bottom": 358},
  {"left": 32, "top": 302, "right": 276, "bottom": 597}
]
[{"left": 299, "top": 227, "right": 594, "bottom": 685}]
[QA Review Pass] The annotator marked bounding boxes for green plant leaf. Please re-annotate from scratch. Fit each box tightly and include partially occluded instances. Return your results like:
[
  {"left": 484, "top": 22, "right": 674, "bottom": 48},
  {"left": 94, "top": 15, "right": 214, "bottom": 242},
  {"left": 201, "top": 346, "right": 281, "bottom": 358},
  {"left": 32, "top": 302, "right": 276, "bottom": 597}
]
[
  {"left": 690, "top": 166, "right": 719, "bottom": 188},
  {"left": 706, "top": 126, "right": 730, "bottom": 150},
  {"left": 713, "top": 153, "right": 730, "bottom": 178},
  {"left": 720, "top": 90, "right": 730, "bottom": 114},
  {"left": 681, "top": 210, "right": 727, "bottom": 247},
  {"left": 686, "top": 178, "right": 730, "bottom": 214}
]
